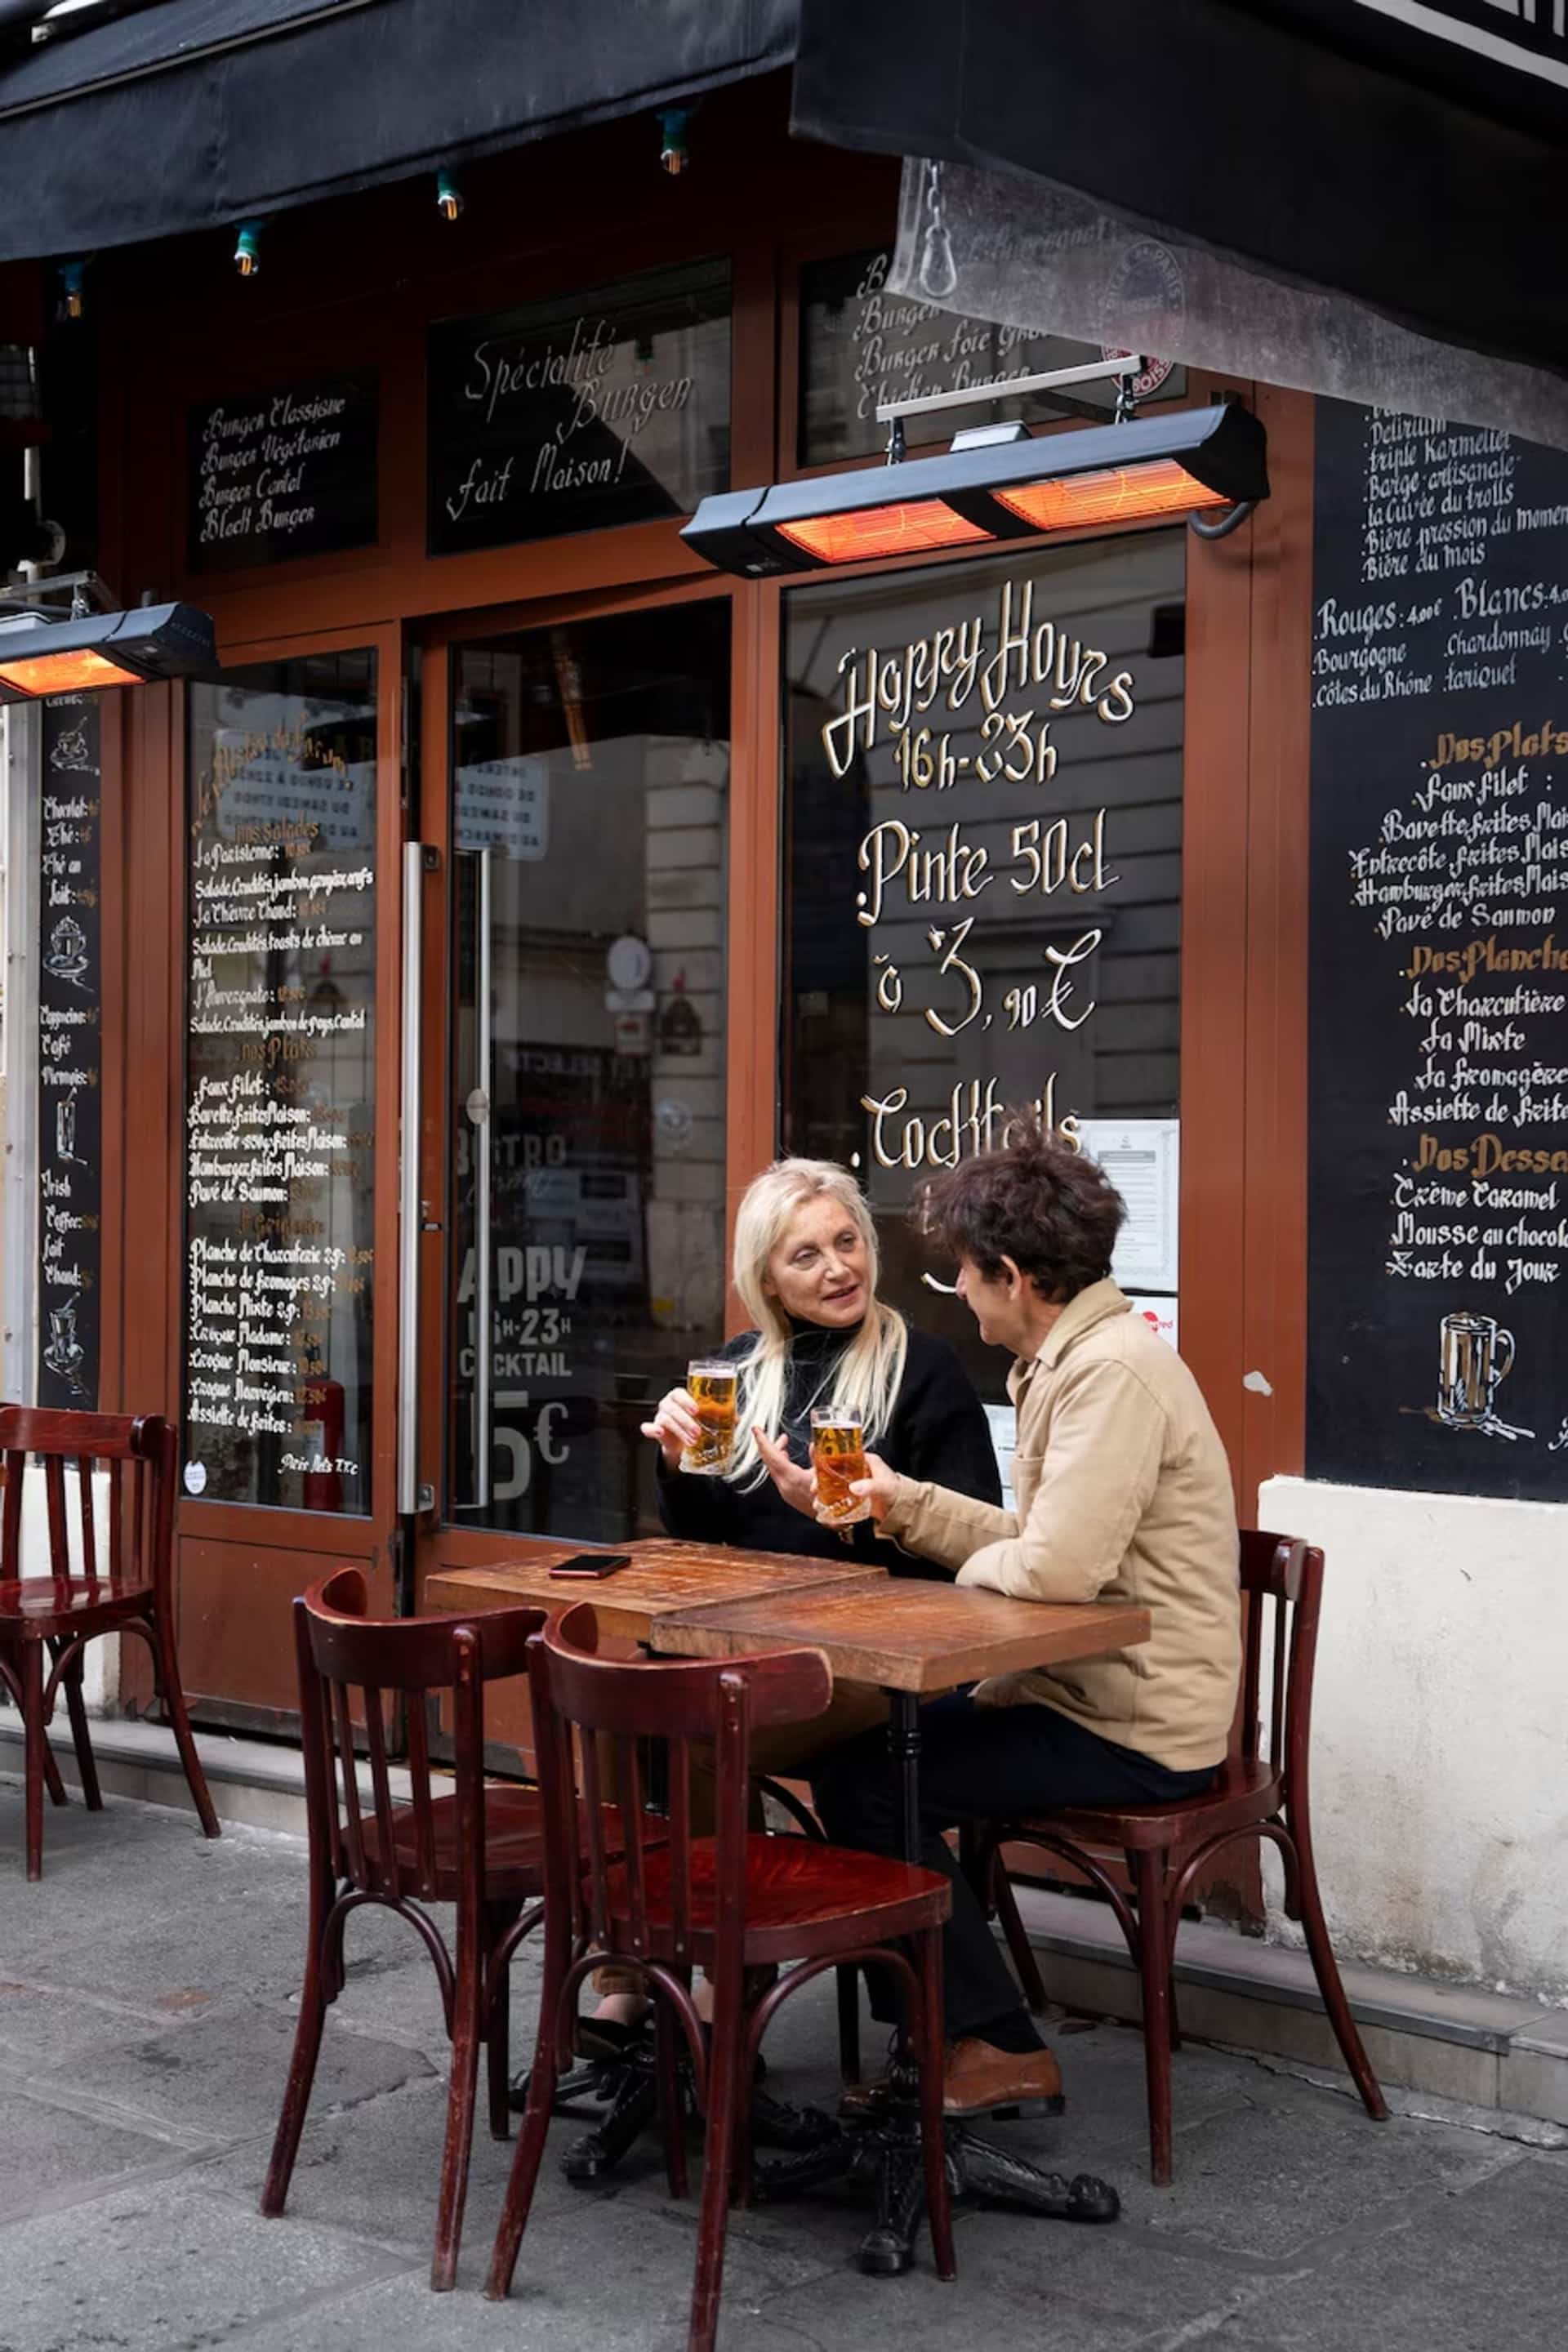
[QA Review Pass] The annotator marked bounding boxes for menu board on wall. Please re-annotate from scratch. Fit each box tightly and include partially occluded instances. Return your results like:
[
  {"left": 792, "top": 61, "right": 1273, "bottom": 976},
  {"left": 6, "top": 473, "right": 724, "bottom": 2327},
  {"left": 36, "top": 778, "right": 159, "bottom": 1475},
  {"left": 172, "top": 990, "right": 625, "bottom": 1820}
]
[
  {"left": 182, "top": 659, "right": 377, "bottom": 1512},
  {"left": 426, "top": 258, "right": 731, "bottom": 555},
  {"left": 798, "top": 247, "right": 1185, "bottom": 467},
  {"left": 188, "top": 372, "right": 378, "bottom": 572},
  {"left": 36, "top": 696, "right": 102, "bottom": 1410},
  {"left": 1307, "top": 400, "right": 1568, "bottom": 1499}
]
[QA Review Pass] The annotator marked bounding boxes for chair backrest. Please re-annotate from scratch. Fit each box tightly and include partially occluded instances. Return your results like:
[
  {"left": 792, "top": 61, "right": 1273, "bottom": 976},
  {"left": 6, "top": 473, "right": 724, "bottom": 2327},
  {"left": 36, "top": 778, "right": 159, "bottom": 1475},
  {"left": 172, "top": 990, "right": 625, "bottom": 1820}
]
[
  {"left": 1237, "top": 1529, "right": 1323, "bottom": 1787},
  {"left": 529, "top": 1604, "right": 831, "bottom": 1976},
  {"left": 295, "top": 1566, "right": 542, "bottom": 1906},
  {"left": 0, "top": 1407, "right": 174, "bottom": 1597}
]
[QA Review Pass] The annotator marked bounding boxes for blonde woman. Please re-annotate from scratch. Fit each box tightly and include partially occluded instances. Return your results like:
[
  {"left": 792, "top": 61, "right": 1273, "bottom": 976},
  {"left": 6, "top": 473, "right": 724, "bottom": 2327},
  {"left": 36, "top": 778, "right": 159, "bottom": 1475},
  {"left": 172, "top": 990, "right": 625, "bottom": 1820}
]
[
  {"left": 581, "top": 1159, "right": 1001, "bottom": 2059},
  {"left": 645, "top": 1156, "right": 1000, "bottom": 1561}
]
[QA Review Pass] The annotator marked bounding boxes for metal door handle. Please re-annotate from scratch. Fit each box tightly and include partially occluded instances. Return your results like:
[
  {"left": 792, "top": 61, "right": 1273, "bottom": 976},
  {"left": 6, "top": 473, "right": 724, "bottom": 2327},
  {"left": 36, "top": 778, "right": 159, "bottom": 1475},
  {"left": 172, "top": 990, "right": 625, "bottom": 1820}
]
[
  {"left": 397, "top": 843, "right": 427, "bottom": 1517},
  {"left": 473, "top": 846, "right": 493, "bottom": 1509}
]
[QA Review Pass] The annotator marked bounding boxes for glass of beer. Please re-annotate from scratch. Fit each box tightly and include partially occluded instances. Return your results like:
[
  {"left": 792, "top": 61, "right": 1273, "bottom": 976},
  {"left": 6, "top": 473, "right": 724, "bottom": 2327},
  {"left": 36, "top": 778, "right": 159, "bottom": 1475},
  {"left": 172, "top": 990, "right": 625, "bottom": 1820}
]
[
  {"left": 810, "top": 1408, "right": 871, "bottom": 1526},
  {"left": 682, "top": 1360, "right": 737, "bottom": 1476}
]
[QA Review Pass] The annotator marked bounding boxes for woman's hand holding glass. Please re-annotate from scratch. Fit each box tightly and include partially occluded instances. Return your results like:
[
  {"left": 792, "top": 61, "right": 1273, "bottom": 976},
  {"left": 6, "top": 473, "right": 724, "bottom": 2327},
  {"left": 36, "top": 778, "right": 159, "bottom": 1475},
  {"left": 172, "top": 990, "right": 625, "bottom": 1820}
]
[{"left": 641, "top": 1387, "right": 703, "bottom": 1471}]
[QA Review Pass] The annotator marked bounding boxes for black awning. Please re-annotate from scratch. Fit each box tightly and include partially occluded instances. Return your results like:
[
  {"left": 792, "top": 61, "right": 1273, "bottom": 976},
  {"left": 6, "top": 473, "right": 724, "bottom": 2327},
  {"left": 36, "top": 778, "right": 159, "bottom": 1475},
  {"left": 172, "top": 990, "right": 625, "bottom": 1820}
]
[
  {"left": 791, "top": 0, "right": 1568, "bottom": 382},
  {"left": 0, "top": 0, "right": 799, "bottom": 262}
]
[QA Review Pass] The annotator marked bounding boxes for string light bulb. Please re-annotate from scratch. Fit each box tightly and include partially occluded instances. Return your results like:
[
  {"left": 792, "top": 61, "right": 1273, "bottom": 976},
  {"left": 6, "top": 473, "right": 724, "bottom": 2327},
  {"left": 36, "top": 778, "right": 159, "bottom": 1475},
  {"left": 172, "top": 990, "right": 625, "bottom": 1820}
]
[
  {"left": 435, "top": 169, "right": 463, "bottom": 222},
  {"left": 234, "top": 220, "right": 265, "bottom": 278},
  {"left": 57, "top": 261, "right": 87, "bottom": 321},
  {"left": 658, "top": 109, "right": 690, "bottom": 175}
]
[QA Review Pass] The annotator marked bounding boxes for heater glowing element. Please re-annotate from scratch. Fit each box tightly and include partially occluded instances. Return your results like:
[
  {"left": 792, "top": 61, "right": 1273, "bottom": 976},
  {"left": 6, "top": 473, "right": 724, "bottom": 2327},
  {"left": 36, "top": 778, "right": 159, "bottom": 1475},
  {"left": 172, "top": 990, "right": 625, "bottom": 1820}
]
[
  {"left": 0, "top": 648, "right": 142, "bottom": 695},
  {"left": 777, "top": 501, "right": 994, "bottom": 565},
  {"left": 994, "top": 458, "right": 1228, "bottom": 532}
]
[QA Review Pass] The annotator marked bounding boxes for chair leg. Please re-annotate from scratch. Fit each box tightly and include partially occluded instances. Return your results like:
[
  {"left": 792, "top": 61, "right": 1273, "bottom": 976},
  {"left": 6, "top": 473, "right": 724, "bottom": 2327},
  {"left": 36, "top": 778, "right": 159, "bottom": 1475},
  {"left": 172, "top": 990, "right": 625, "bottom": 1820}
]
[
  {"left": 59, "top": 1646, "right": 102, "bottom": 1812},
  {"left": 688, "top": 1959, "right": 744, "bottom": 2352},
  {"left": 261, "top": 1904, "right": 334, "bottom": 2216},
  {"left": 483, "top": 1904, "right": 515, "bottom": 2143},
  {"left": 487, "top": 1937, "right": 567, "bottom": 2302},
  {"left": 42, "top": 1726, "right": 69, "bottom": 1808},
  {"left": 1290, "top": 1808, "right": 1388, "bottom": 2123},
  {"left": 655, "top": 1993, "right": 689, "bottom": 2201},
  {"left": 836, "top": 1964, "right": 861, "bottom": 2084},
  {"left": 21, "top": 1641, "right": 46, "bottom": 1880},
  {"left": 918, "top": 1929, "right": 956, "bottom": 2282},
  {"left": 1133, "top": 1848, "right": 1175, "bottom": 2186},
  {"left": 432, "top": 1926, "right": 485, "bottom": 2291},
  {"left": 990, "top": 1850, "right": 1049, "bottom": 2015},
  {"left": 148, "top": 1606, "right": 220, "bottom": 1839}
]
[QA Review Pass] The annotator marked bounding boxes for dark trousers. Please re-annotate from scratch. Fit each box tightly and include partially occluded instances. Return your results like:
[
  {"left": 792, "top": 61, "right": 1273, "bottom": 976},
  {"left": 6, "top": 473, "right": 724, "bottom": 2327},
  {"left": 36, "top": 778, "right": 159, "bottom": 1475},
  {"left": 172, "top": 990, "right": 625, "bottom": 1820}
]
[{"left": 810, "top": 1694, "right": 1216, "bottom": 2039}]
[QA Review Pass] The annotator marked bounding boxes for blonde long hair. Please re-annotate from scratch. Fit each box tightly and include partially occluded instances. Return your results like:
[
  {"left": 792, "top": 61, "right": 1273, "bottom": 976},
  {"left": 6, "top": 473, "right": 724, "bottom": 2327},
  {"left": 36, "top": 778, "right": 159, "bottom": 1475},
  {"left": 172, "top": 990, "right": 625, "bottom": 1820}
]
[{"left": 725, "top": 1159, "right": 908, "bottom": 1489}]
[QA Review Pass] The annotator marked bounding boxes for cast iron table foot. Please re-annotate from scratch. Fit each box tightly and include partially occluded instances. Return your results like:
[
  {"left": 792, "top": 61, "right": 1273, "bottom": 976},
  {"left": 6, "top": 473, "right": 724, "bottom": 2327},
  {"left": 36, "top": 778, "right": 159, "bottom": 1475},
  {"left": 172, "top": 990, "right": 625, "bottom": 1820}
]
[
  {"left": 514, "top": 2032, "right": 840, "bottom": 2185},
  {"left": 949, "top": 2123, "right": 1120, "bottom": 2224},
  {"left": 755, "top": 2106, "right": 1120, "bottom": 2277}
]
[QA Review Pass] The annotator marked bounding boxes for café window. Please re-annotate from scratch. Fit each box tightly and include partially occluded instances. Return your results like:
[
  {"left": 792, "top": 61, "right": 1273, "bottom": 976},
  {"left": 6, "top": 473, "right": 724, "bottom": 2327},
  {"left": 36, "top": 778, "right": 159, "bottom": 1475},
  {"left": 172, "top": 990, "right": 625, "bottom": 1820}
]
[
  {"left": 797, "top": 247, "right": 1186, "bottom": 470},
  {"left": 782, "top": 536, "right": 1186, "bottom": 1401},
  {"left": 183, "top": 651, "right": 379, "bottom": 1512},
  {"left": 447, "top": 600, "right": 730, "bottom": 1540}
]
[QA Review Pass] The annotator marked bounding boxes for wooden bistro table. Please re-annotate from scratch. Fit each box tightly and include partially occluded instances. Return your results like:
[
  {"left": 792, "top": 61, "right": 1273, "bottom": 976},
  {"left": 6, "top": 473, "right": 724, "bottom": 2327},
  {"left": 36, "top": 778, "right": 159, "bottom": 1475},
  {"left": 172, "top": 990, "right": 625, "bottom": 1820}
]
[
  {"left": 425, "top": 1536, "right": 888, "bottom": 1646},
  {"left": 652, "top": 1579, "right": 1152, "bottom": 2275}
]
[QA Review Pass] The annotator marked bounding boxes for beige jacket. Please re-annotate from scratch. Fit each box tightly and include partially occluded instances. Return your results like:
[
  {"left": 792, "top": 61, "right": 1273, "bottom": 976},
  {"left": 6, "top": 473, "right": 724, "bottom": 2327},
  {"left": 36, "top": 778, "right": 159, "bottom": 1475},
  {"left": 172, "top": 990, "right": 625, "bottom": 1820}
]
[{"left": 883, "top": 1281, "right": 1241, "bottom": 1771}]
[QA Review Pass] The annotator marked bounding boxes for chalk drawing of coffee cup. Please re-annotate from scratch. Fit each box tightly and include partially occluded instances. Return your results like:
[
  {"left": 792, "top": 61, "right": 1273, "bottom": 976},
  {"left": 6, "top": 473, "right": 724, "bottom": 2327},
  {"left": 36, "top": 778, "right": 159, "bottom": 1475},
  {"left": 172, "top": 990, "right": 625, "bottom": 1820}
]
[{"left": 1436, "top": 1311, "right": 1515, "bottom": 1430}]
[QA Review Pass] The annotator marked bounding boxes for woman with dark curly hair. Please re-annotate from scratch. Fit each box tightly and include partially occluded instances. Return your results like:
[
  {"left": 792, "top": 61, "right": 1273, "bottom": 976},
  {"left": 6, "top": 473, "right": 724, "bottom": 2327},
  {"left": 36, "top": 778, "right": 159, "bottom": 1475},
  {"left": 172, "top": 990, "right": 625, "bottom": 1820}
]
[{"left": 811, "top": 1120, "right": 1241, "bottom": 2121}]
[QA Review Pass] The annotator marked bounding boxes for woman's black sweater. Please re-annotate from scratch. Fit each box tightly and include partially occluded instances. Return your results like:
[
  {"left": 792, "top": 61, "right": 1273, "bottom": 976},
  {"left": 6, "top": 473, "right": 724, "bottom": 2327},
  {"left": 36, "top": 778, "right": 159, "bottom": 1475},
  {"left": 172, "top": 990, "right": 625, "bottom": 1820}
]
[{"left": 655, "top": 1319, "right": 1002, "bottom": 1576}]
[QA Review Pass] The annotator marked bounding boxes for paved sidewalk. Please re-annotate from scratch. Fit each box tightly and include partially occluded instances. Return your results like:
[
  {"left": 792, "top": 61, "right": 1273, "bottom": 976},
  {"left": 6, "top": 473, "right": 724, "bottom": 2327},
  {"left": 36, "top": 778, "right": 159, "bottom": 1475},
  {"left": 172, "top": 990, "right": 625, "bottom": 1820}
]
[{"left": 2, "top": 1780, "right": 1565, "bottom": 2352}]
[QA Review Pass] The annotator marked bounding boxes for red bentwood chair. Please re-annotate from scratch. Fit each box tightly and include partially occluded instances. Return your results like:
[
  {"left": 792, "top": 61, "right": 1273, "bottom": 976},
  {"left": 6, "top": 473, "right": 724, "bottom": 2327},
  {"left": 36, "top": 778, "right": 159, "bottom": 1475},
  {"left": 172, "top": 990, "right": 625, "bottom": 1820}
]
[
  {"left": 262, "top": 1569, "right": 550, "bottom": 2291},
  {"left": 975, "top": 1531, "right": 1389, "bottom": 2184},
  {"left": 0, "top": 1407, "right": 218, "bottom": 1878},
  {"left": 488, "top": 1604, "right": 956, "bottom": 2352}
]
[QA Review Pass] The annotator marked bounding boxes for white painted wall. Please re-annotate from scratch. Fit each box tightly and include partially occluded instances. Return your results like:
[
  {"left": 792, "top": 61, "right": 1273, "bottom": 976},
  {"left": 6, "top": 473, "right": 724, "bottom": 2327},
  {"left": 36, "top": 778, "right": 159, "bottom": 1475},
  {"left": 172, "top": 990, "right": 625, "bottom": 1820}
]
[{"left": 1260, "top": 1474, "right": 1568, "bottom": 2005}]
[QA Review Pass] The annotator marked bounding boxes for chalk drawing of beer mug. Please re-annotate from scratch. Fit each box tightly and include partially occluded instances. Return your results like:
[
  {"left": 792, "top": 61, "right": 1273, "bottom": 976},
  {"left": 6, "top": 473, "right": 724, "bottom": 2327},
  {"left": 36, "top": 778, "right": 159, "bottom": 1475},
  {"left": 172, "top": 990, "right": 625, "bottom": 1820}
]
[{"left": 1436, "top": 1311, "right": 1515, "bottom": 1429}]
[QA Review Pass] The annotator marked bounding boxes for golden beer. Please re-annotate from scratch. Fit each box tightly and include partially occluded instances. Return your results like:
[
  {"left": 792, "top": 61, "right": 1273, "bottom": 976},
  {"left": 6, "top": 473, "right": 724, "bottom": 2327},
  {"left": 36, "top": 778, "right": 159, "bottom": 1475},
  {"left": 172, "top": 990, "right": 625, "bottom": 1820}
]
[
  {"left": 810, "top": 1410, "right": 871, "bottom": 1526},
  {"left": 682, "top": 1360, "right": 737, "bottom": 1476}
]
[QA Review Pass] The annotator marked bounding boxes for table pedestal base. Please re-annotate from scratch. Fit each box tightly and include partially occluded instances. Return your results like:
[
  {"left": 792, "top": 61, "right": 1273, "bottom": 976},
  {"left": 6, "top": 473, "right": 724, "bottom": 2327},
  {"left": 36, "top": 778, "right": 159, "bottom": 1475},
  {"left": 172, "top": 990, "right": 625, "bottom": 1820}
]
[
  {"left": 754, "top": 2107, "right": 1120, "bottom": 2276},
  {"left": 512, "top": 2041, "right": 840, "bottom": 2185}
]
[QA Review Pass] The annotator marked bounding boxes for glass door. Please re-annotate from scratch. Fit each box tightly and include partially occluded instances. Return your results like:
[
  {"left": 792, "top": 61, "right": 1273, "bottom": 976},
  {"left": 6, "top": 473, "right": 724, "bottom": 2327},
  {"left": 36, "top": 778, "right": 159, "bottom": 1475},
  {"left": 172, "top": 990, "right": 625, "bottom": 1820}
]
[{"left": 424, "top": 597, "right": 732, "bottom": 1552}]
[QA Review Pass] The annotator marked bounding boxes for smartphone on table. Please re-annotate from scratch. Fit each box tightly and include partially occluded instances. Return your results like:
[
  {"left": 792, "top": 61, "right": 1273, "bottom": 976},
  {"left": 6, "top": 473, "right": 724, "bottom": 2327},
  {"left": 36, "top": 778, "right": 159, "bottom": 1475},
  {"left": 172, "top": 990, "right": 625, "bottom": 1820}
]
[{"left": 547, "top": 1552, "right": 634, "bottom": 1580}]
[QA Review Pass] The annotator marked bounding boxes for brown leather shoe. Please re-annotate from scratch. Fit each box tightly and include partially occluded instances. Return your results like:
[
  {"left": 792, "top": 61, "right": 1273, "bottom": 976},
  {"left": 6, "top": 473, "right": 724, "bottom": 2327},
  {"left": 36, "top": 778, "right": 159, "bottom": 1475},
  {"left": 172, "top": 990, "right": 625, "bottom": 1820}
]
[
  {"left": 941, "top": 2037, "right": 1065, "bottom": 2118},
  {"left": 841, "top": 2038, "right": 1064, "bottom": 2122}
]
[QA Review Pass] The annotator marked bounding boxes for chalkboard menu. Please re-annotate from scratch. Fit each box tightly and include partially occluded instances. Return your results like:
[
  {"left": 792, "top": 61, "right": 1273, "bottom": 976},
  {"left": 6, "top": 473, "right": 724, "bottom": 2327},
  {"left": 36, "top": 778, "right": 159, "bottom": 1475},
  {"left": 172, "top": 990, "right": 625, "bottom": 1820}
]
[
  {"left": 183, "top": 654, "right": 378, "bottom": 1512},
  {"left": 799, "top": 247, "right": 1184, "bottom": 468},
  {"left": 36, "top": 695, "right": 102, "bottom": 1410},
  {"left": 188, "top": 372, "right": 378, "bottom": 572},
  {"left": 1308, "top": 400, "right": 1568, "bottom": 1499},
  {"left": 427, "top": 258, "right": 730, "bottom": 555}
]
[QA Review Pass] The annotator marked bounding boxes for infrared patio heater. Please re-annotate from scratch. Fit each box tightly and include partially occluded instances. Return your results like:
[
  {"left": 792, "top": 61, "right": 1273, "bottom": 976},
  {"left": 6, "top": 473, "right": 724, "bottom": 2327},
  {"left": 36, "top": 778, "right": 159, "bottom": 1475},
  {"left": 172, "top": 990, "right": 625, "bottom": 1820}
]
[
  {"left": 680, "top": 356, "right": 1268, "bottom": 576},
  {"left": 0, "top": 573, "right": 215, "bottom": 702}
]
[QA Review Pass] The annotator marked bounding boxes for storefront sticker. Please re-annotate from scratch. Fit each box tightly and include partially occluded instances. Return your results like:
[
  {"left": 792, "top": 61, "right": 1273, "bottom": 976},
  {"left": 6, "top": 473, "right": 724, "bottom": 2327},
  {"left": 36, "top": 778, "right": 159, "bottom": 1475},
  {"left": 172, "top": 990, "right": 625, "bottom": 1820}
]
[{"left": 782, "top": 538, "right": 1186, "bottom": 1399}]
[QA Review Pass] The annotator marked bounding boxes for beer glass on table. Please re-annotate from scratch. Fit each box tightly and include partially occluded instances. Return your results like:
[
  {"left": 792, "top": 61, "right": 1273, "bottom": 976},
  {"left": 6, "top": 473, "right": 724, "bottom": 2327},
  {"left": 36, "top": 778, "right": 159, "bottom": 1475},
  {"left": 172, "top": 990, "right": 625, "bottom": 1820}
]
[
  {"left": 682, "top": 1360, "right": 737, "bottom": 1476},
  {"left": 810, "top": 1408, "right": 871, "bottom": 1526}
]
